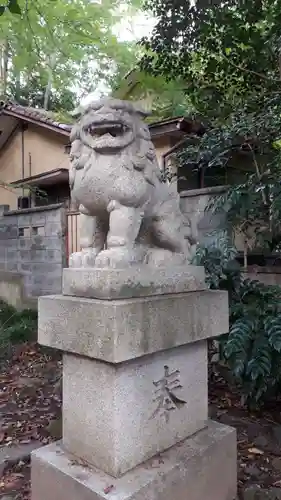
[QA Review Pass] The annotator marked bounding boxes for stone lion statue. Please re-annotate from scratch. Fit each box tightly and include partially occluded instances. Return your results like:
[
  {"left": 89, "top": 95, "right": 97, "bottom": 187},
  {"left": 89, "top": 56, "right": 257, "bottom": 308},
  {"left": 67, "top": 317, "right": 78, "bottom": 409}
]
[{"left": 68, "top": 98, "right": 198, "bottom": 269}]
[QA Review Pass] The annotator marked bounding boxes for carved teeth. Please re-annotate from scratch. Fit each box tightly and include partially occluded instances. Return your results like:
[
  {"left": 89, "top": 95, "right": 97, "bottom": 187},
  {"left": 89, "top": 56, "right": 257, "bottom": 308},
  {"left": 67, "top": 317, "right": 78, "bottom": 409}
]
[{"left": 86, "top": 123, "right": 128, "bottom": 137}]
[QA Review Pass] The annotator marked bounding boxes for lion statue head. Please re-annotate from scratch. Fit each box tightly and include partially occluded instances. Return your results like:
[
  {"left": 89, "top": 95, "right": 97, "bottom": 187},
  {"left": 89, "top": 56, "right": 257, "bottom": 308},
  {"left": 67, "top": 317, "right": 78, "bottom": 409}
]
[{"left": 69, "top": 98, "right": 163, "bottom": 190}]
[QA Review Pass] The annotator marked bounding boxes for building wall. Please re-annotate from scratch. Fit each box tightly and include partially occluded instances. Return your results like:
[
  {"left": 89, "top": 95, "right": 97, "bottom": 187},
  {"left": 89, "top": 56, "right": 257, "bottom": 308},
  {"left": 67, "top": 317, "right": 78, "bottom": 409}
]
[
  {"left": 0, "top": 130, "right": 22, "bottom": 208},
  {"left": 153, "top": 136, "right": 172, "bottom": 165},
  {"left": 23, "top": 125, "right": 69, "bottom": 177},
  {"left": 0, "top": 124, "right": 69, "bottom": 210}
]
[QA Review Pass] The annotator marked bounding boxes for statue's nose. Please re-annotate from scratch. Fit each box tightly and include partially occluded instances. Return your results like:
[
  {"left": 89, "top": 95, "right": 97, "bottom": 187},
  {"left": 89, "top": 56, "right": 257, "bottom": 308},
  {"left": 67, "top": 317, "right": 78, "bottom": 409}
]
[{"left": 97, "top": 107, "right": 122, "bottom": 122}]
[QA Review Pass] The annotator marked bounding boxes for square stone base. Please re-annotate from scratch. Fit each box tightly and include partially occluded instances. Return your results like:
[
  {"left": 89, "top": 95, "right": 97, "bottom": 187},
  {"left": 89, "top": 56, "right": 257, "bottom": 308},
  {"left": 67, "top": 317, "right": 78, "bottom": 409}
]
[{"left": 31, "top": 421, "right": 237, "bottom": 500}]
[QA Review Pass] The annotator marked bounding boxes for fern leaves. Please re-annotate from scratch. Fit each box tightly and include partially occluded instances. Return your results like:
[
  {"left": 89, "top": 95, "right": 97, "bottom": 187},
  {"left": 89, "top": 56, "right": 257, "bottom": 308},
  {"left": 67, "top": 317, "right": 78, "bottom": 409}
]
[
  {"left": 197, "top": 236, "right": 281, "bottom": 406},
  {"left": 266, "top": 315, "right": 281, "bottom": 352},
  {"left": 224, "top": 319, "right": 254, "bottom": 378}
]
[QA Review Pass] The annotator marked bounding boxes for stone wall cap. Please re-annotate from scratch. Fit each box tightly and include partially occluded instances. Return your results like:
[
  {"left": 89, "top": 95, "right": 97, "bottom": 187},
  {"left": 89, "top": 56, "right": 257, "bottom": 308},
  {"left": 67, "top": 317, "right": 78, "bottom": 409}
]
[{"left": 4, "top": 203, "right": 64, "bottom": 216}]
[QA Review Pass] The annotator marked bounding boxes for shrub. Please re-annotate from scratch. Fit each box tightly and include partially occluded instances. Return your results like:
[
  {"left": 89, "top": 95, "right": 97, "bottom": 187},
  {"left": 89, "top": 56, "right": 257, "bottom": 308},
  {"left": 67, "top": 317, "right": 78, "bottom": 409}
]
[
  {"left": 0, "top": 300, "right": 37, "bottom": 350},
  {"left": 195, "top": 235, "right": 281, "bottom": 406}
]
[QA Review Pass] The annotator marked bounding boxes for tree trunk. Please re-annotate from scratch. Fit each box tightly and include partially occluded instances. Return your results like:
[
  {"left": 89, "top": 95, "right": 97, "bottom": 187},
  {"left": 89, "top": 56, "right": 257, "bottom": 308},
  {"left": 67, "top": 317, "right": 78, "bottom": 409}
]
[
  {"left": 43, "top": 73, "right": 52, "bottom": 110},
  {"left": 0, "top": 39, "right": 9, "bottom": 99},
  {"left": 15, "top": 72, "right": 21, "bottom": 102},
  {"left": 43, "top": 53, "right": 56, "bottom": 110}
]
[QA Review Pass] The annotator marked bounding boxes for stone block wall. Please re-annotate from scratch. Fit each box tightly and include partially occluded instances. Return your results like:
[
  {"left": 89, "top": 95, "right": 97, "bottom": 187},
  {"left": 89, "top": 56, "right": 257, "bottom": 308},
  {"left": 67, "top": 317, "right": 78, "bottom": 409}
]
[
  {"left": 180, "top": 186, "right": 227, "bottom": 246},
  {"left": 243, "top": 267, "right": 281, "bottom": 287},
  {"left": 0, "top": 204, "right": 67, "bottom": 299}
]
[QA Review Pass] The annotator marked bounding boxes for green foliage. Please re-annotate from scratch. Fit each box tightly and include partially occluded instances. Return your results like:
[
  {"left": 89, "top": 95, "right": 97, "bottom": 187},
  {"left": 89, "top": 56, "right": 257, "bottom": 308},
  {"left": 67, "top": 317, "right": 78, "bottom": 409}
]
[
  {"left": 8, "top": 73, "right": 77, "bottom": 111},
  {"left": 141, "top": 0, "right": 281, "bottom": 406},
  {"left": 141, "top": 2, "right": 281, "bottom": 254},
  {"left": 176, "top": 91, "right": 281, "bottom": 254},
  {"left": 112, "top": 68, "right": 193, "bottom": 121},
  {"left": 0, "top": 0, "right": 21, "bottom": 16},
  {"left": 0, "top": 0, "right": 144, "bottom": 110},
  {"left": 196, "top": 236, "right": 281, "bottom": 406},
  {"left": 140, "top": 0, "right": 281, "bottom": 116},
  {"left": 0, "top": 300, "right": 37, "bottom": 350}
]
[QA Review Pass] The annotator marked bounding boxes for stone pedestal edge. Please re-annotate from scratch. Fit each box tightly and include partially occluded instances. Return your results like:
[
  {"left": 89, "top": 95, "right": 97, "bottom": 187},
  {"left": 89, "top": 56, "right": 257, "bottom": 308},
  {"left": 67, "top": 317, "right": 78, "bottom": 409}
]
[
  {"left": 38, "top": 290, "right": 229, "bottom": 363},
  {"left": 31, "top": 421, "right": 237, "bottom": 500}
]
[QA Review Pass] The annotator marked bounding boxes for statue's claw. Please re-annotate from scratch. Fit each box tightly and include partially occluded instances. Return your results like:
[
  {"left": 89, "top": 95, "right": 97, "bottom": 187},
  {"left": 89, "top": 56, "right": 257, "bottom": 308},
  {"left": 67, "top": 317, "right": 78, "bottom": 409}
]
[
  {"left": 69, "top": 248, "right": 99, "bottom": 268},
  {"left": 95, "top": 247, "right": 142, "bottom": 269}
]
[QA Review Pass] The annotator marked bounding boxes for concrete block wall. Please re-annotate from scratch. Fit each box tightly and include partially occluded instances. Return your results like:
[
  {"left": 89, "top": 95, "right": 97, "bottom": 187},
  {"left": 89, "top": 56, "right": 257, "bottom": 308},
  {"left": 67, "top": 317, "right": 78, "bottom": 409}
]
[{"left": 0, "top": 204, "right": 67, "bottom": 299}]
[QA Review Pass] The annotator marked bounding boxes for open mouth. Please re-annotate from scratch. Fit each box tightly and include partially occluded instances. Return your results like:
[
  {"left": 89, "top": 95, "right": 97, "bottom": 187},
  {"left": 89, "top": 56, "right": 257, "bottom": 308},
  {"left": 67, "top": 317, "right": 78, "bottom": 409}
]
[
  {"left": 81, "top": 120, "right": 133, "bottom": 152},
  {"left": 86, "top": 122, "right": 130, "bottom": 138}
]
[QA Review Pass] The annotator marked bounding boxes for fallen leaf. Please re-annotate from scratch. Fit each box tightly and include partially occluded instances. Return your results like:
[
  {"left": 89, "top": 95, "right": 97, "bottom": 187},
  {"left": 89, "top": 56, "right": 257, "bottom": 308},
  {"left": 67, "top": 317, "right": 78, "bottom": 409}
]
[
  {"left": 103, "top": 485, "right": 114, "bottom": 494},
  {"left": 247, "top": 447, "right": 264, "bottom": 455},
  {"left": 273, "top": 480, "right": 281, "bottom": 487}
]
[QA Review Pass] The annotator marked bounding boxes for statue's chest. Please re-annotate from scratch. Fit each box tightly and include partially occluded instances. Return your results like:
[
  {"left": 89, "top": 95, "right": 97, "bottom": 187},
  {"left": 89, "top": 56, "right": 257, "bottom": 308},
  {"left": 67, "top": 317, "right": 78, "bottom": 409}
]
[
  {"left": 72, "top": 161, "right": 130, "bottom": 209},
  {"left": 71, "top": 155, "right": 148, "bottom": 213},
  {"left": 72, "top": 167, "right": 114, "bottom": 207}
]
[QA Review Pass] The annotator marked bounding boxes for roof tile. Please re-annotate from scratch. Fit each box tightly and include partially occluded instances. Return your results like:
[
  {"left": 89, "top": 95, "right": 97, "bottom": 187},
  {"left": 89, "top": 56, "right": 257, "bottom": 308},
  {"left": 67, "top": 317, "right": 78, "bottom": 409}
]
[{"left": 0, "top": 101, "right": 72, "bottom": 132}]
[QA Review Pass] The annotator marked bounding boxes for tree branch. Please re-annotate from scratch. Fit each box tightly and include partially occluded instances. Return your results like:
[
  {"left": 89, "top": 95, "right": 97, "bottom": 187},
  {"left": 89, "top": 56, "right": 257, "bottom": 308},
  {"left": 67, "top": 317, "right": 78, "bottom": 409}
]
[{"left": 221, "top": 52, "right": 280, "bottom": 83}]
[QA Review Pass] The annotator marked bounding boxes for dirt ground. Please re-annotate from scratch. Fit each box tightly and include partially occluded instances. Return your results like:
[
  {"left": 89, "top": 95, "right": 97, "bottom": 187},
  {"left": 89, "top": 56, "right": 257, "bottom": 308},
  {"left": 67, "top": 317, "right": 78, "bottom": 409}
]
[
  {"left": 1, "top": 343, "right": 281, "bottom": 499},
  {"left": 0, "top": 343, "right": 61, "bottom": 500}
]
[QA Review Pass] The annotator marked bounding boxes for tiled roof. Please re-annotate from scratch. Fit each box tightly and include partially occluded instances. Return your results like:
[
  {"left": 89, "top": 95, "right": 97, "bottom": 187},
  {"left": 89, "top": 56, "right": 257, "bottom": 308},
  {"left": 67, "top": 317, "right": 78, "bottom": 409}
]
[
  {"left": 0, "top": 101, "right": 205, "bottom": 137},
  {"left": 148, "top": 116, "right": 186, "bottom": 127},
  {"left": 0, "top": 101, "right": 72, "bottom": 134}
]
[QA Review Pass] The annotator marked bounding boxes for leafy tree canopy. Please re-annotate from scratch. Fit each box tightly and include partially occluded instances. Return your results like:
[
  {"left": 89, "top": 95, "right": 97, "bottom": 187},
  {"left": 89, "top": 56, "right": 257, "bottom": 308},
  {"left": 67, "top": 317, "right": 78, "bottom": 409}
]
[
  {"left": 141, "top": 0, "right": 281, "bottom": 117},
  {"left": 112, "top": 68, "right": 193, "bottom": 121},
  {"left": 141, "top": 0, "right": 281, "bottom": 406},
  {"left": 141, "top": 0, "right": 281, "bottom": 255},
  {"left": 0, "top": 0, "right": 21, "bottom": 16},
  {"left": 0, "top": 0, "right": 143, "bottom": 110}
]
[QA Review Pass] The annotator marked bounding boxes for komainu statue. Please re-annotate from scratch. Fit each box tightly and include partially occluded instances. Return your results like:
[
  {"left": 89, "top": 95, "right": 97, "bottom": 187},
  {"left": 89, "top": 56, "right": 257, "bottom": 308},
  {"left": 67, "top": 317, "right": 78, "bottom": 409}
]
[{"left": 69, "top": 98, "right": 197, "bottom": 269}]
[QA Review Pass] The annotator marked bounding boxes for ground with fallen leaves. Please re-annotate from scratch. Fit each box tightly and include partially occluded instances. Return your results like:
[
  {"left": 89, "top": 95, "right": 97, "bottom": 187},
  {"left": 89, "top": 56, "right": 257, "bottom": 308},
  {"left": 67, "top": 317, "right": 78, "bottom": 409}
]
[
  {"left": 1, "top": 343, "right": 281, "bottom": 499},
  {"left": 209, "top": 370, "right": 281, "bottom": 499},
  {"left": 0, "top": 343, "right": 61, "bottom": 499}
]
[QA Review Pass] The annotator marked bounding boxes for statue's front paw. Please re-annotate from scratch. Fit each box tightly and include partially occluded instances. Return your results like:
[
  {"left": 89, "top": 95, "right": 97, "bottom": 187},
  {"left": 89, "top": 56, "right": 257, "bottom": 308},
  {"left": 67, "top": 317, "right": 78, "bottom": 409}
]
[
  {"left": 95, "top": 247, "right": 139, "bottom": 269},
  {"left": 69, "top": 251, "right": 84, "bottom": 268},
  {"left": 69, "top": 248, "right": 99, "bottom": 268}
]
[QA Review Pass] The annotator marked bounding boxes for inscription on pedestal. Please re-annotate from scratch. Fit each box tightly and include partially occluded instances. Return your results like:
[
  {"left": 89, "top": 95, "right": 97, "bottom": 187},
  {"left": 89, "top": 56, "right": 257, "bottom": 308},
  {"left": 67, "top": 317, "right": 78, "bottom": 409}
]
[
  {"left": 63, "top": 343, "right": 208, "bottom": 476},
  {"left": 151, "top": 365, "right": 187, "bottom": 423}
]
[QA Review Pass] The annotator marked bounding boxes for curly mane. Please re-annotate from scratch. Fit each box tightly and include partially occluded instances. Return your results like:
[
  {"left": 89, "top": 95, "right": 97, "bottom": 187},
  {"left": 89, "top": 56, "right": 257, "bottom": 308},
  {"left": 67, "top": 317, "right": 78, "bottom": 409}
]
[{"left": 69, "top": 99, "right": 163, "bottom": 189}]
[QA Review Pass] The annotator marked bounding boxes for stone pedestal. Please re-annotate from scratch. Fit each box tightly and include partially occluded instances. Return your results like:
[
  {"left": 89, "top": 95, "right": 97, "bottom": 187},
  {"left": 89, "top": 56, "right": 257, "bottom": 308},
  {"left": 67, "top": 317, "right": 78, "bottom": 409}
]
[
  {"left": 32, "top": 266, "right": 237, "bottom": 499},
  {"left": 32, "top": 422, "right": 237, "bottom": 500}
]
